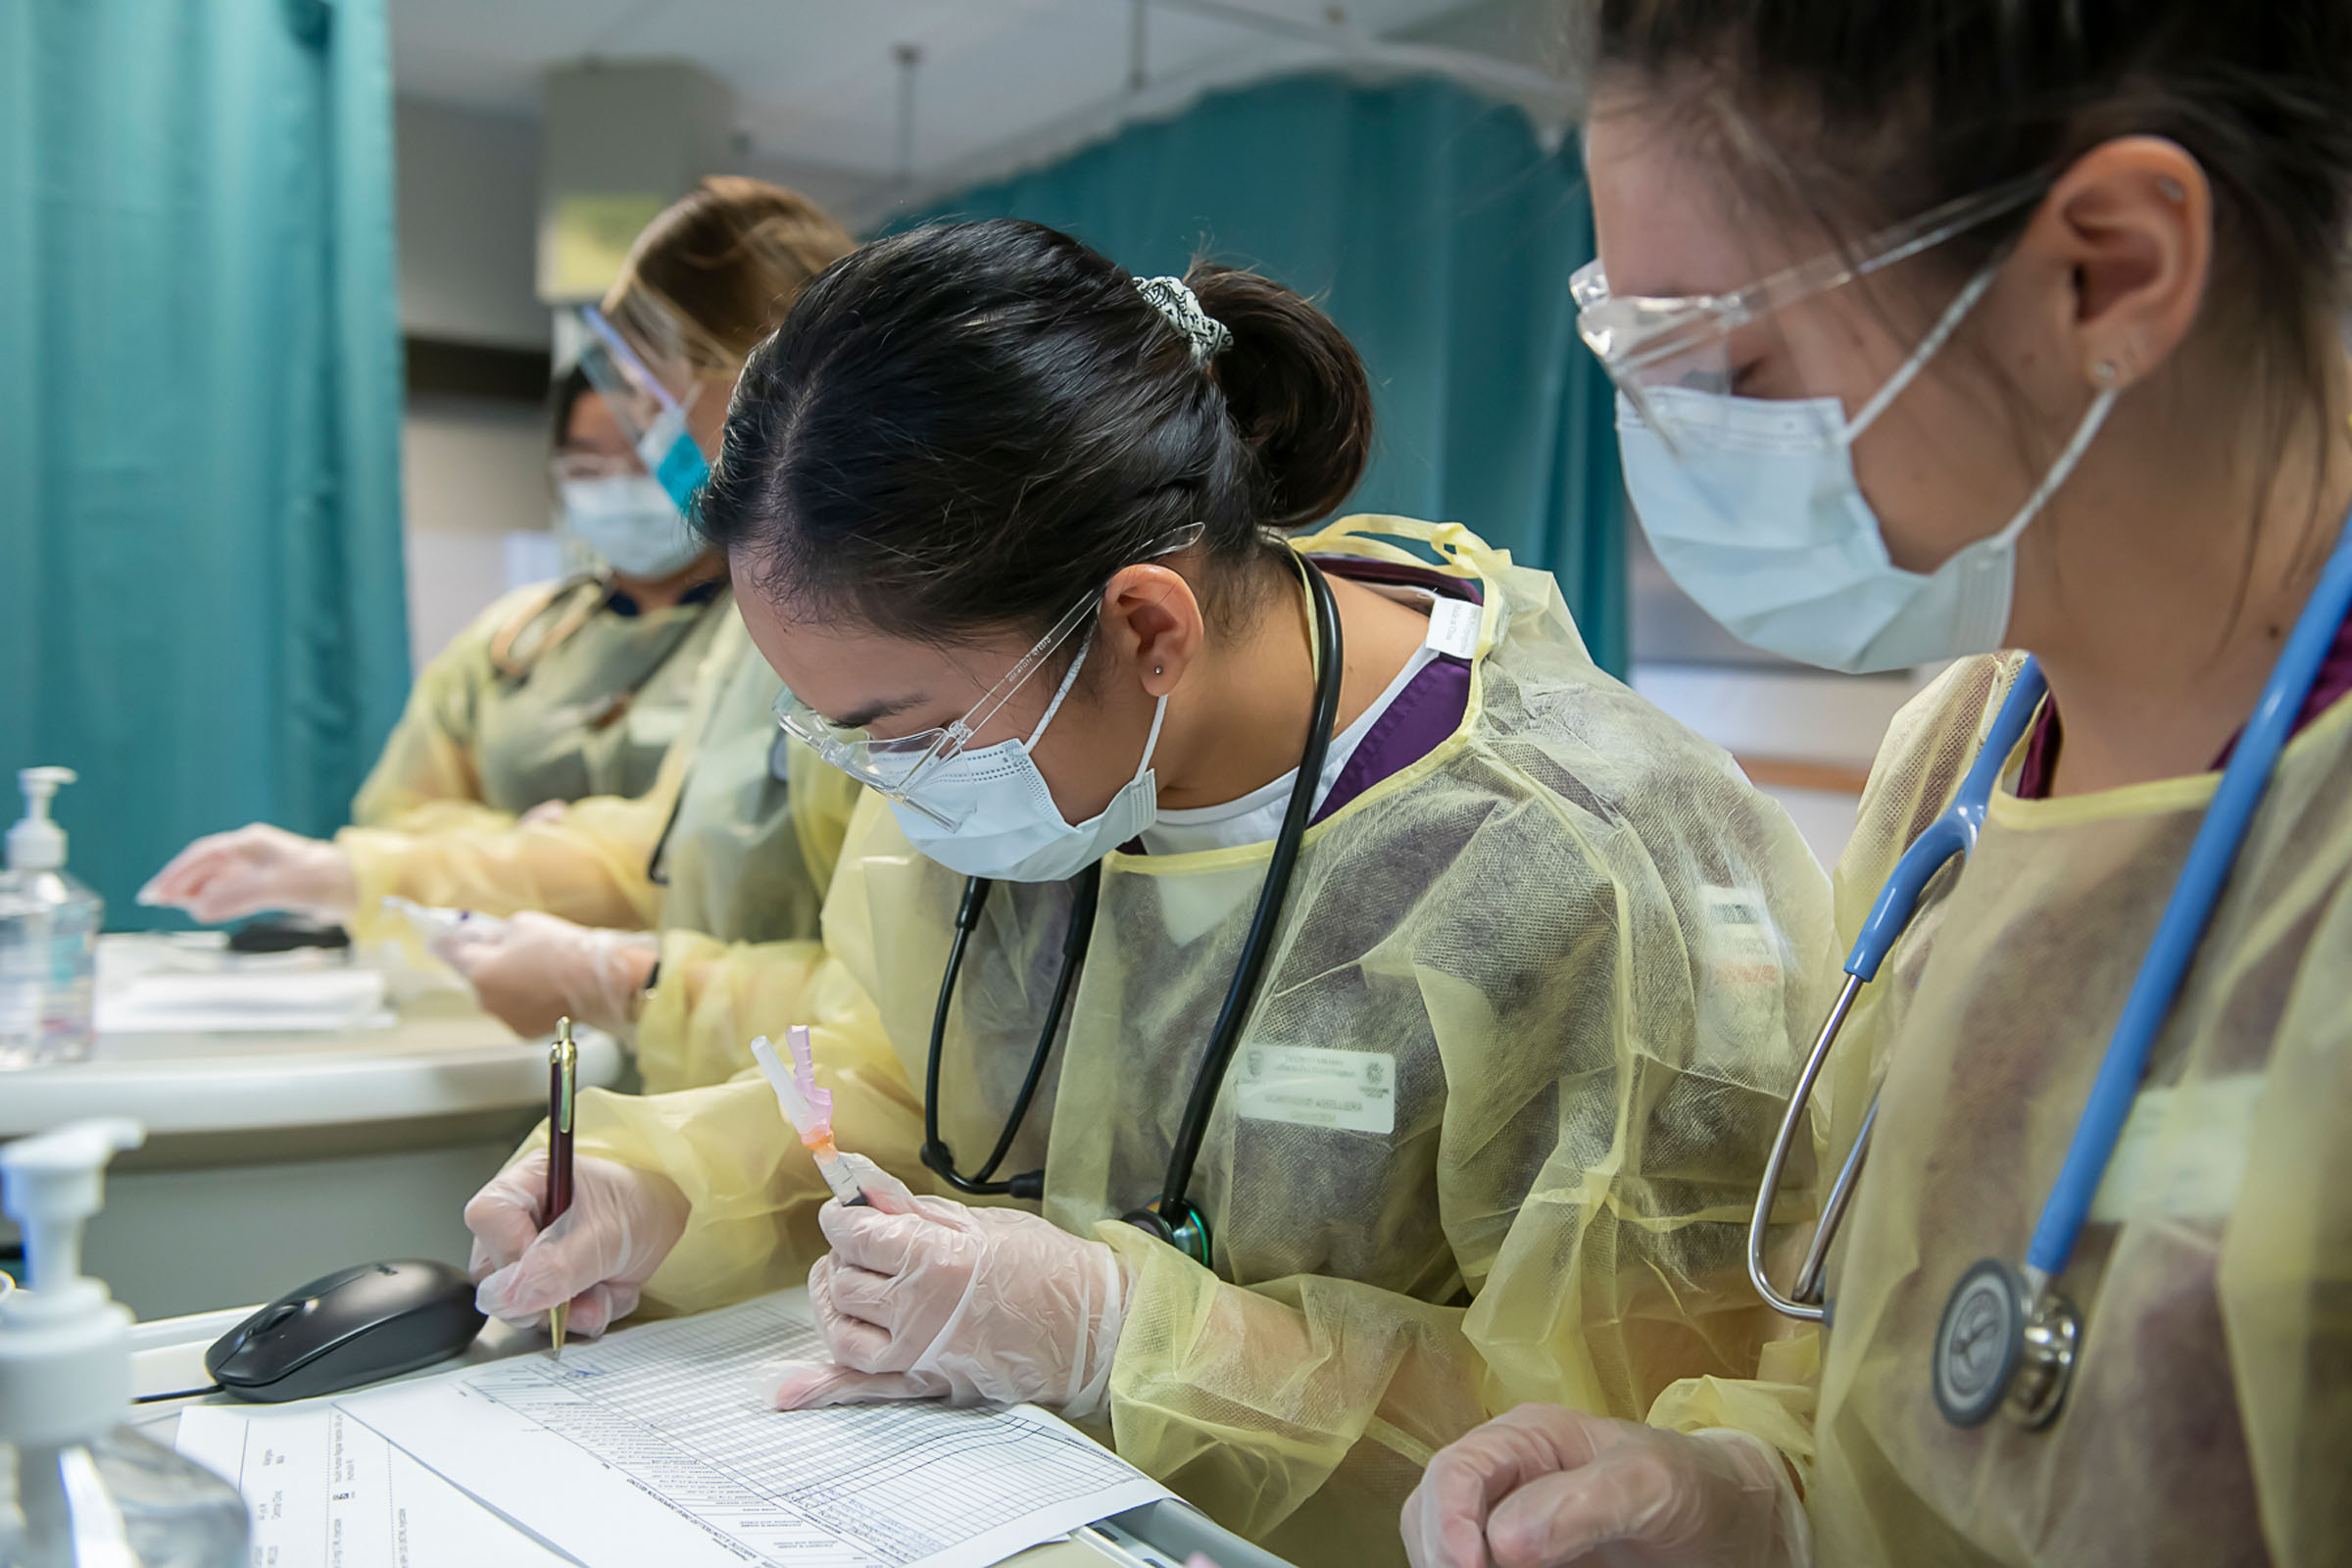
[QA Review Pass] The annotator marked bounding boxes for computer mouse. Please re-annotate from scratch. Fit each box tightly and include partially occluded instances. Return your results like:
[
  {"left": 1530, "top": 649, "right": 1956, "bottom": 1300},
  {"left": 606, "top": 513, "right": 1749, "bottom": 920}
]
[
  {"left": 226, "top": 914, "right": 352, "bottom": 953},
  {"left": 206, "top": 1258, "right": 485, "bottom": 1402}
]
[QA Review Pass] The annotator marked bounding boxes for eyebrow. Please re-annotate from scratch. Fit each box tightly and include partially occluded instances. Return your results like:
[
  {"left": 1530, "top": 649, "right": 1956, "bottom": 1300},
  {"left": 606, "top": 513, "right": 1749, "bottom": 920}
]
[{"left": 829, "top": 693, "right": 927, "bottom": 731}]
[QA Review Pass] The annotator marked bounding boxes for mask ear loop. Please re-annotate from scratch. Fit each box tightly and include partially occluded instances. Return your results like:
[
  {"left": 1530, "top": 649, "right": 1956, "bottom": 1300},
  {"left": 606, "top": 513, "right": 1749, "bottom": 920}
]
[
  {"left": 1843, "top": 259, "right": 2005, "bottom": 441},
  {"left": 1984, "top": 377, "right": 2121, "bottom": 550},
  {"left": 1025, "top": 639, "right": 1094, "bottom": 749},
  {"left": 1024, "top": 632, "right": 1173, "bottom": 786}
]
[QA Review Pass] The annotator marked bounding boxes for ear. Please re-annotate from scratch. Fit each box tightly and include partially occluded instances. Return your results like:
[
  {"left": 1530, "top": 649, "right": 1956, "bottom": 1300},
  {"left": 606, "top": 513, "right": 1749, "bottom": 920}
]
[
  {"left": 1098, "top": 564, "right": 1203, "bottom": 698},
  {"left": 2024, "top": 136, "right": 2212, "bottom": 389}
]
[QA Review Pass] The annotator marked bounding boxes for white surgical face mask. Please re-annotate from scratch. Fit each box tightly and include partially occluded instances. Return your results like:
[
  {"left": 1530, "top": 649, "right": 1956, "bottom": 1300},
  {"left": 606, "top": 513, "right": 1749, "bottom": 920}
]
[
  {"left": 558, "top": 475, "right": 709, "bottom": 580},
  {"left": 1619, "top": 262, "right": 2119, "bottom": 673},
  {"left": 890, "top": 642, "right": 1168, "bottom": 883}
]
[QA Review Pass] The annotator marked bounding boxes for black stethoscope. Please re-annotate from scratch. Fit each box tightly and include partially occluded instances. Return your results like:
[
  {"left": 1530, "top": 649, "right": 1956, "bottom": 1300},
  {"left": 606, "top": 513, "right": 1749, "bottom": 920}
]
[{"left": 918, "top": 555, "right": 1345, "bottom": 1268}]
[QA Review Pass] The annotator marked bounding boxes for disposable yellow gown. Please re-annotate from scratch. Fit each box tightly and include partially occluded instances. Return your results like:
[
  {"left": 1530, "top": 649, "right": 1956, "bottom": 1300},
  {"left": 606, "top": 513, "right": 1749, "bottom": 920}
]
[
  {"left": 1650, "top": 652, "right": 2352, "bottom": 1566},
  {"left": 352, "top": 578, "right": 730, "bottom": 833},
  {"left": 341, "top": 610, "right": 859, "bottom": 1091},
  {"left": 553, "top": 517, "right": 1837, "bottom": 1564}
]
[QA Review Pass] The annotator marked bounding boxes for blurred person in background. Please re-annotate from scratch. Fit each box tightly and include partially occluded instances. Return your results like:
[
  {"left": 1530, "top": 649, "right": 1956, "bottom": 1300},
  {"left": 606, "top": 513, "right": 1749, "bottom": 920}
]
[{"left": 143, "top": 178, "right": 862, "bottom": 1094}]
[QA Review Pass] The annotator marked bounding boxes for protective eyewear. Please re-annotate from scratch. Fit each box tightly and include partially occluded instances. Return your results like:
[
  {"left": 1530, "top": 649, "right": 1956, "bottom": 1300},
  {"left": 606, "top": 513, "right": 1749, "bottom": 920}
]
[
  {"left": 571, "top": 304, "right": 710, "bottom": 514},
  {"left": 773, "top": 523, "right": 1205, "bottom": 830},
  {"left": 549, "top": 451, "right": 648, "bottom": 486},
  {"left": 1571, "top": 174, "right": 2046, "bottom": 455}
]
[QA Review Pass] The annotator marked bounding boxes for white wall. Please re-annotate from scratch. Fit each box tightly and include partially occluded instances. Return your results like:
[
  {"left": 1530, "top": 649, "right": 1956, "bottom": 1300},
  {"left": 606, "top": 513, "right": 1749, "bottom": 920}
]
[
  {"left": 400, "top": 393, "right": 558, "bottom": 663},
  {"left": 397, "top": 98, "right": 548, "bottom": 349},
  {"left": 396, "top": 97, "right": 557, "bottom": 674}
]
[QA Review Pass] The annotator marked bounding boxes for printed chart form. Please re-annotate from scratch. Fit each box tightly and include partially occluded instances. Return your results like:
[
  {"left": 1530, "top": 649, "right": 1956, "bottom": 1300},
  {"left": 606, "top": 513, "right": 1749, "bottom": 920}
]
[
  {"left": 174, "top": 1402, "right": 571, "bottom": 1567},
  {"left": 340, "top": 1294, "right": 1170, "bottom": 1568}
]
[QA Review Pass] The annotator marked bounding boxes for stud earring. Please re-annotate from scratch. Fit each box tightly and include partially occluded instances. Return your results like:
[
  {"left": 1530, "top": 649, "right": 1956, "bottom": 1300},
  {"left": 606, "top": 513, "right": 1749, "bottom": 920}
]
[
  {"left": 2094, "top": 361, "right": 2121, "bottom": 385},
  {"left": 2158, "top": 176, "right": 2185, "bottom": 203},
  {"left": 1153, "top": 665, "right": 1163, "bottom": 676}
]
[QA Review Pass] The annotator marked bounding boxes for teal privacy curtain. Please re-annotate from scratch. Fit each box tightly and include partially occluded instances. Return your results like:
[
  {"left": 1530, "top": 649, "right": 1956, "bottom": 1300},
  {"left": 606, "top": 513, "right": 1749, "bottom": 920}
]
[
  {"left": 906, "top": 73, "right": 1626, "bottom": 673},
  {"left": 0, "top": 0, "right": 409, "bottom": 928}
]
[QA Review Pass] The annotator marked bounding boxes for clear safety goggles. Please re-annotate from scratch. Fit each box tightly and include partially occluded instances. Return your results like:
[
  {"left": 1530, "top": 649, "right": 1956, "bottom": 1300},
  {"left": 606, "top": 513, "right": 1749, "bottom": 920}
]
[
  {"left": 773, "top": 523, "right": 1205, "bottom": 828},
  {"left": 570, "top": 303, "right": 710, "bottom": 513},
  {"left": 1571, "top": 175, "right": 2047, "bottom": 455},
  {"left": 548, "top": 450, "right": 648, "bottom": 486}
]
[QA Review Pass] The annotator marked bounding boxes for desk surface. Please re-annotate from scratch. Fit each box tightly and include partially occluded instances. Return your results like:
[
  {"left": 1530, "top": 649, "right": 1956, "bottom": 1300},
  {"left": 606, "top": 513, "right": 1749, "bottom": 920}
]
[{"left": 2, "top": 934, "right": 623, "bottom": 1141}]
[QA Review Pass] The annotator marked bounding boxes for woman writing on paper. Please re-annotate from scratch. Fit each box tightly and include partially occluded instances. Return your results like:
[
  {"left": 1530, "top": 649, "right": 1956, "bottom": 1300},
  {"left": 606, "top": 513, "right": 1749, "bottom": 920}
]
[{"left": 462, "top": 220, "right": 1838, "bottom": 1565}]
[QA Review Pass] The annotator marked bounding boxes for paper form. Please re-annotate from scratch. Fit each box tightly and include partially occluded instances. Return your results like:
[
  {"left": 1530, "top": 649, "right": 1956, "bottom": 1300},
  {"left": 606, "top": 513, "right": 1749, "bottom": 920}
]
[
  {"left": 339, "top": 1294, "right": 1171, "bottom": 1568},
  {"left": 173, "top": 1402, "right": 571, "bottom": 1567}
]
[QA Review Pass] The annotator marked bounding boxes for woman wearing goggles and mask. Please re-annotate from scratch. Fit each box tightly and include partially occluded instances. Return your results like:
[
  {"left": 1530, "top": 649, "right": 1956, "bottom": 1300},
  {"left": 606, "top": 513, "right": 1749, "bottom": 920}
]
[
  {"left": 1406, "top": 4, "right": 2352, "bottom": 1565},
  {"left": 143, "top": 179, "right": 863, "bottom": 1089},
  {"left": 341, "top": 364, "right": 731, "bottom": 838},
  {"left": 458, "top": 219, "right": 1836, "bottom": 1566}
]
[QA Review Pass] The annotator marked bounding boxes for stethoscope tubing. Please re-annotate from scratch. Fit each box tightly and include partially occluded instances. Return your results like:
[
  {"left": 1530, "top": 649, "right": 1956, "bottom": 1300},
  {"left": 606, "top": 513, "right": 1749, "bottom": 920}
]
[
  {"left": 2028, "top": 513, "right": 2352, "bottom": 1278},
  {"left": 920, "top": 553, "right": 1346, "bottom": 1250},
  {"left": 1754, "top": 505, "right": 2352, "bottom": 1319},
  {"left": 1746, "top": 664, "right": 2046, "bottom": 1320},
  {"left": 1154, "top": 558, "right": 1344, "bottom": 1214}
]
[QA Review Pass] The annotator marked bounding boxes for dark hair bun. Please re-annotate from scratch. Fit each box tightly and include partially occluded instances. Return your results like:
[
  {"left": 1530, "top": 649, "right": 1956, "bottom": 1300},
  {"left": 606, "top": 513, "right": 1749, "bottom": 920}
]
[
  {"left": 701, "top": 220, "right": 1380, "bottom": 647},
  {"left": 1186, "top": 264, "right": 1373, "bottom": 529}
]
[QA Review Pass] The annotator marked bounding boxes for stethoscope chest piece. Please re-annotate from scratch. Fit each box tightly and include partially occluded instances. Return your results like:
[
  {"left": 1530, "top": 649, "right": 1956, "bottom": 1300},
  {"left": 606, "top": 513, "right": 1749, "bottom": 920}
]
[
  {"left": 1933, "top": 1258, "right": 2078, "bottom": 1429},
  {"left": 1124, "top": 1197, "right": 1212, "bottom": 1267}
]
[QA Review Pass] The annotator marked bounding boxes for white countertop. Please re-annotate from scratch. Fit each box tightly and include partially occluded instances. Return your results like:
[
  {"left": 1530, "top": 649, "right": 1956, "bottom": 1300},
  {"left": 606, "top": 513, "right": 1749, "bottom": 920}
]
[{"left": 2, "top": 934, "right": 624, "bottom": 1140}]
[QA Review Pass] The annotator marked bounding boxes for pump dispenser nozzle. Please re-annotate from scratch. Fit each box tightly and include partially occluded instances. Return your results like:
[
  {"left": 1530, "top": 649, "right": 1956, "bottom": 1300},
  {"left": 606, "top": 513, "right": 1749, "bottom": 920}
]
[
  {"left": 0, "top": 1117, "right": 144, "bottom": 1446},
  {"left": 9, "top": 766, "right": 78, "bottom": 872}
]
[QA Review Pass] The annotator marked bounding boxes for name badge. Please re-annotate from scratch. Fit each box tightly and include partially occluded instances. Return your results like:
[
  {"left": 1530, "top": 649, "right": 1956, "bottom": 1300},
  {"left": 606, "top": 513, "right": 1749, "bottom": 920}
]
[
  {"left": 1233, "top": 1045, "right": 1396, "bottom": 1135},
  {"left": 2087, "top": 1073, "right": 2265, "bottom": 1225},
  {"left": 626, "top": 703, "right": 690, "bottom": 750}
]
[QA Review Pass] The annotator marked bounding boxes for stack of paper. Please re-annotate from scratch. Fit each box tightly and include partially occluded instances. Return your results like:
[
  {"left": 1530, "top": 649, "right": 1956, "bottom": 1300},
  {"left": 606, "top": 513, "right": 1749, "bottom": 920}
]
[
  {"left": 176, "top": 1402, "right": 570, "bottom": 1567},
  {"left": 97, "top": 969, "right": 393, "bottom": 1034},
  {"left": 176, "top": 1294, "right": 1170, "bottom": 1568}
]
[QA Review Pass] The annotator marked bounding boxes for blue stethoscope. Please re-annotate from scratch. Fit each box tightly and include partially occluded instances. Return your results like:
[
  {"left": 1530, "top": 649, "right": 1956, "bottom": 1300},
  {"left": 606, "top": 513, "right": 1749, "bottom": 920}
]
[{"left": 1748, "top": 506, "right": 2352, "bottom": 1430}]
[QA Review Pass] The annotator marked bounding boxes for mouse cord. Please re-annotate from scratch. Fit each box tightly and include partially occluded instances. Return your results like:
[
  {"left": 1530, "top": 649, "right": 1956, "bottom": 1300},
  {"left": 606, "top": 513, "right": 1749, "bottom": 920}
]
[{"left": 133, "top": 1383, "right": 223, "bottom": 1404}]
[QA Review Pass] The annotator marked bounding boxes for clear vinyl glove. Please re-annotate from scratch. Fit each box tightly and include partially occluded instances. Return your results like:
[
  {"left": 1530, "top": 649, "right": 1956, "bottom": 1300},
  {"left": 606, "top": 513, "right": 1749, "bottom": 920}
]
[
  {"left": 760, "top": 1165, "right": 1128, "bottom": 1418},
  {"left": 465, "top": 1151, "right": 689, "bottom": 1340},
  {"left": 1401, "top": 1407, "right": 1809, "bottom": 1568},
  {"left": 432, "top": 908, "right": 659, "bottom": 1038},
  {"left": 137, "top": 823, "right": 359, "bottom": 925}
]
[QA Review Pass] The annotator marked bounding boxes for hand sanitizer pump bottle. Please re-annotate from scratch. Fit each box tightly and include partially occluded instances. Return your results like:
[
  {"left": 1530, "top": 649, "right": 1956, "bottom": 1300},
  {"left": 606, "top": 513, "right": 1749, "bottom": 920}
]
[
  {"left": 0, "top": 769, "right": 104, "bottom": 1068},
  {"left": 0, "top": 1120, "right": 248, "bottom": 1567}
]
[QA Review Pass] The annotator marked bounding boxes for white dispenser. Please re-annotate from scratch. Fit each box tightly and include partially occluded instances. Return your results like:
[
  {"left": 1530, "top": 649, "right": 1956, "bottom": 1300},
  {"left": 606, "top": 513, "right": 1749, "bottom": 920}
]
[
  {"left": 0, "top": 769, "right": 103, "bottom": 1068},
  {"left": 0, "top": 1119, "right": 248, "bottom": 1566}
]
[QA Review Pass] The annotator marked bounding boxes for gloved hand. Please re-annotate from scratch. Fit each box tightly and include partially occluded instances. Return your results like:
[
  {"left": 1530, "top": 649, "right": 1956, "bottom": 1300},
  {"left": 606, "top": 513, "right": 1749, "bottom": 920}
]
[
  {"left": 1400, "top": 1406, "right": 1809, "bottom": 1568},
  {"left": 138, "top": 824, "right": 358, "bottom": 925},
  {"left": 465, "top": 1152, "right": 689, "bottom": 1340},
  {"left": 760, "top": 1167, "right": 1128, "bottom": 1417},
  {"left": 432, "top": 909, "right": 659, "bottom": 1037}
]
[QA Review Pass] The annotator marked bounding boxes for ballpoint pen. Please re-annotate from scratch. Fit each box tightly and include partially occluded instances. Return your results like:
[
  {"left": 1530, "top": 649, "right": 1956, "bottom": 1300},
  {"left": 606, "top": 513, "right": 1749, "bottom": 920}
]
[{"left": 546, "top": 1016, "right": 578, "bottom": 1358}]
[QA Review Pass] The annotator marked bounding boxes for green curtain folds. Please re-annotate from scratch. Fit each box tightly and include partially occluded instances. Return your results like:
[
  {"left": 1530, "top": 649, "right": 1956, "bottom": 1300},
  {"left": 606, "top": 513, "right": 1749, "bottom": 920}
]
[
  {"left": 905, "top": 73, "right": 1627, "bottom": 672},
  {"left": 0, "top": 0, "right": 410, "bottom": 927}
]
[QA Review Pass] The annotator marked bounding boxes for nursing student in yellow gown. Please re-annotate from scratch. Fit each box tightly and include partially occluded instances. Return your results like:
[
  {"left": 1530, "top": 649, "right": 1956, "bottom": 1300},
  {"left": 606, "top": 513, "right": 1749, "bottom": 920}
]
[
  {"left": 143, "top": 177, "right": 861, "bottom": 1093},
  {"left": 458, "top": 220, "right": 1838, "bottom": 1567},
  {"left": 1405, "top": 5, "right": 2352, "bottom": 1565}
]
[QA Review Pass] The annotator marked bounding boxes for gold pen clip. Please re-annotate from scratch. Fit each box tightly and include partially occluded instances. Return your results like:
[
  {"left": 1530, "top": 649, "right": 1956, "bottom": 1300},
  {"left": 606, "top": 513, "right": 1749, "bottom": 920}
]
[{"left": 553, "top": 1017, "right": 577, "bottom": 1134}]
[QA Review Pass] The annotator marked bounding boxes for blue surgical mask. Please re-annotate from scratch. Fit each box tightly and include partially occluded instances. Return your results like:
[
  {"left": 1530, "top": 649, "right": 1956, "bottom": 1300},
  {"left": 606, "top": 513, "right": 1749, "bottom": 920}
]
[
  {"left": 889, "top": 643, "right": 1168, "bottom": 883},
  {"left": 1619, "top": 263, "right": 2119, "bottom": 673},
  {"left": 559, "top": 476, "right": 709, "bottom": 579}
]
